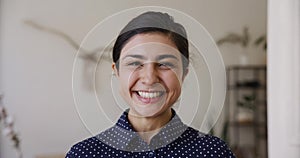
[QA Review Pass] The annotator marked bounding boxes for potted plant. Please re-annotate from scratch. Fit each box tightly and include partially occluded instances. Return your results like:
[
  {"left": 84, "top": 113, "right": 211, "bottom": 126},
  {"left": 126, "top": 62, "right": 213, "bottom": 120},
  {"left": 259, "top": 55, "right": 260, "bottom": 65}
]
[
  {"left": 217, "top": 26, "right": 267, "bottom": 65},
  {"left": 236, "top": 94, "right": 256, "bottom": 124}
]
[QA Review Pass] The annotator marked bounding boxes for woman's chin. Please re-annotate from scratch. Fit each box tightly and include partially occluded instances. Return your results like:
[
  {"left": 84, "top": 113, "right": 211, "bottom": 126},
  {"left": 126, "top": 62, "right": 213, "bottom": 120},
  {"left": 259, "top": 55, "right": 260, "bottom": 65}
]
[{"left": 129, "top": 104, "right": 165, "bottom": 118}]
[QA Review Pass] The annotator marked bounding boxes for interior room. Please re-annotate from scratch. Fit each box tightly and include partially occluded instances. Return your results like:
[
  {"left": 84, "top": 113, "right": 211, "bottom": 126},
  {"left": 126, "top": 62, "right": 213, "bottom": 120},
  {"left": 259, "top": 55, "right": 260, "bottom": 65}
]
[{"left": 0, "top": 0, "right": 299, "bottom": 158}]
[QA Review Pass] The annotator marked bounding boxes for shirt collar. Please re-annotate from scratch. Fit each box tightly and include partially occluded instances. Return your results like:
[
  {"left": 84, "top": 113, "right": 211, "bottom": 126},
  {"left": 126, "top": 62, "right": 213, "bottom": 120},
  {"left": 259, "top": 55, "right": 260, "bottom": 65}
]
[{"left": 96, "top": 109, "right": 188, "bottom": 152}]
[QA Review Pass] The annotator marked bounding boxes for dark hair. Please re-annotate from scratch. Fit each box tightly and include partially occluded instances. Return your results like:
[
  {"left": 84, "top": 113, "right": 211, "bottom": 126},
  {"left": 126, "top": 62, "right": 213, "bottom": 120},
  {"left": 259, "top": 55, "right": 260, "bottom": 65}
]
[{"left": 112, "top": 11, "right": 189, "bottom": 73}]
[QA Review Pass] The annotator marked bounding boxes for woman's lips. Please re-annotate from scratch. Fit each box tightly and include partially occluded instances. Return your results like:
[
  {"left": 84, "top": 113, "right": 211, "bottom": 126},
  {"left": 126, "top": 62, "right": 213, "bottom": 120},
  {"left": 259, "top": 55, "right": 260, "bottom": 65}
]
[{"left": 133, "top": 91, "right": 165, "bottom": 104}]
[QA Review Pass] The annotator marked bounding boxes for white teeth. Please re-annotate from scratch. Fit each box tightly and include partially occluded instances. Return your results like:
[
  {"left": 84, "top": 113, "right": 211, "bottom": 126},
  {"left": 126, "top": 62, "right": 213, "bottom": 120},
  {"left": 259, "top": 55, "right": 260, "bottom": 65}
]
[{"left": 137, "top": 91, "right": 162, "bottom": 98}]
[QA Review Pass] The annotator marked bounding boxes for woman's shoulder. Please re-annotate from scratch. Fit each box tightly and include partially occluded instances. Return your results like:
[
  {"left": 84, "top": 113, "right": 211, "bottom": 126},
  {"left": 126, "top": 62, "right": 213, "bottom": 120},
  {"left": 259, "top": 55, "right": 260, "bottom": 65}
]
[
  {"left": 66, "top": 136, "right": 101, "bottom": 153},
  {"left": 65, "top": 126, "right": 119, "bottom": 157},
  {"left": 183, "top": 126, "right": 229, "bottom": 146},
  {"left": 66, "top": 133, "right": 116, "bottom": 158},
  {"left": 177, "top": 126, "right": 236, "bottom": 157},
  {"left": 185, "top": 127, "right": 226, "bottom": 141}
]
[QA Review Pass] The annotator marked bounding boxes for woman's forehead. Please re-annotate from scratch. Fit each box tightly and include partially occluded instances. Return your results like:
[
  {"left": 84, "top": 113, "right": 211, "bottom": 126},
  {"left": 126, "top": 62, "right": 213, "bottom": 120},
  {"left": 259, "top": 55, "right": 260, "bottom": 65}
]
[{"left": 120, "top": 33, "right": 181, "bottom": 60}]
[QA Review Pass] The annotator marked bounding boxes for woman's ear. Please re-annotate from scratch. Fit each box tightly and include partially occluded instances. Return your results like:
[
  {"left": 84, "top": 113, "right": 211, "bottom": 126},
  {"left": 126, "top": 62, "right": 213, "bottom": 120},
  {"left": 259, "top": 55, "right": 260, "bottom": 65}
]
[{"left": 112, "top": 63, "right": 119, "bottom": 77}]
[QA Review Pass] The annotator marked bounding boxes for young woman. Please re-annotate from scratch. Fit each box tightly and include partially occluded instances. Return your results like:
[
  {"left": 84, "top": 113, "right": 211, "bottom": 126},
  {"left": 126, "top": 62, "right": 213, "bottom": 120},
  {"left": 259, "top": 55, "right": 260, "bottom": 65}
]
[{"left": 66, "top": 11, "right": 235, "bottom": 158}]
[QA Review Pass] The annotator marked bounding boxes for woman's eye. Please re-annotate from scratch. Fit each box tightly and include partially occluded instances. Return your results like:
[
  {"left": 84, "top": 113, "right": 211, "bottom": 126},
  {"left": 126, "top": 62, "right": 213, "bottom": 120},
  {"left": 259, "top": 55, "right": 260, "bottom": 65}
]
[
  {"left": 128, "top": 61, "right": 143, "bottom": 67},
  {"left": 158, "top": 63, "right": 174, "bottom": 69}
]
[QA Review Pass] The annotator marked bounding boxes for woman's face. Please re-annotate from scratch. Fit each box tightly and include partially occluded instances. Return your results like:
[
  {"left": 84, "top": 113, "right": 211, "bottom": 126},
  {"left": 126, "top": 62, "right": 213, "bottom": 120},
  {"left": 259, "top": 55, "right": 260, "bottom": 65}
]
[{"left": 113, "top": 33, "right": 187, "bottom": 117}]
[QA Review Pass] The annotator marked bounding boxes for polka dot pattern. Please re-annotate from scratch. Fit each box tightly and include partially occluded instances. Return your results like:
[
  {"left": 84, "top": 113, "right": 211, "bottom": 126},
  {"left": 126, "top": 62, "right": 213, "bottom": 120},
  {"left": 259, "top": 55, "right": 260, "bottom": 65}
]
[{"left": 66, "top": 109, "right": 235, "bottom": 158}]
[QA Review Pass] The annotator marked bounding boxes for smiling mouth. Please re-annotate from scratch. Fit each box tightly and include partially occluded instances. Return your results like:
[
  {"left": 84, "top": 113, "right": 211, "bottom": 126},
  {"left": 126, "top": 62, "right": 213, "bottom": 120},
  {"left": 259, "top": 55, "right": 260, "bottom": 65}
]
[{"left": 135, "top": 91, "right": 164, "bottom": 99}]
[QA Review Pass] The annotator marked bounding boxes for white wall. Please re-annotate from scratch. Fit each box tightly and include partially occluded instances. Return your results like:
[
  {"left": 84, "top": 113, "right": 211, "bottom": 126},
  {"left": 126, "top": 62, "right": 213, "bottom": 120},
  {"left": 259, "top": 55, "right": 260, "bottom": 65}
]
[
  {"left": 0, "top": 0, "right": 266, "bottom": 157},
  {"left": 268, "top": 0, "right": 300, "bottom": 157}
]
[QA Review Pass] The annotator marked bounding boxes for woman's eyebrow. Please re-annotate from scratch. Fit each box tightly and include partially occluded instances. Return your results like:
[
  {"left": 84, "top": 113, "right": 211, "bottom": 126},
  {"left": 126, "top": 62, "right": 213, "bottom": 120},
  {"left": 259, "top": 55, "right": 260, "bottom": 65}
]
[
  {"left": 122, "top": 54, "right": 179, "bottom": 61},
  {"left": 156, "top": 54, "right": 179, "bottom": 61},
  {"left": 122, "top": 54, "right": 146, "bottom": 60}
]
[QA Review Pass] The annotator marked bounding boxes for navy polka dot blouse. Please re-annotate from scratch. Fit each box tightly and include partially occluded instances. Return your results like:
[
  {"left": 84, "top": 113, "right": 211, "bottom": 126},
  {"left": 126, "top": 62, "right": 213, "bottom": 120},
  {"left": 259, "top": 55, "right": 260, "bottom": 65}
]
[{"left": 66, "top": 109, "right": 235, "bottom": 158}]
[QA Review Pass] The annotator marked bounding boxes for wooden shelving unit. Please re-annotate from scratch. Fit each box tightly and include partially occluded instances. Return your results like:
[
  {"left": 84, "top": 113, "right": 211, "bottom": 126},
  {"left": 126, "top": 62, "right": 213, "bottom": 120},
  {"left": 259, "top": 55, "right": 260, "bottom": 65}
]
[{"left": 225, "top": 65, "right": 268, "bottom": 158}]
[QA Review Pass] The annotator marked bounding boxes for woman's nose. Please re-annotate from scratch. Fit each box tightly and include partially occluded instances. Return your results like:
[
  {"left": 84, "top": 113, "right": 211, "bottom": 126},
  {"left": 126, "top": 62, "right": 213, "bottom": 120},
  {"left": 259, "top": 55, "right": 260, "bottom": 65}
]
[{"left": 140, "top": 63, "right": 159, "bottom": 85}]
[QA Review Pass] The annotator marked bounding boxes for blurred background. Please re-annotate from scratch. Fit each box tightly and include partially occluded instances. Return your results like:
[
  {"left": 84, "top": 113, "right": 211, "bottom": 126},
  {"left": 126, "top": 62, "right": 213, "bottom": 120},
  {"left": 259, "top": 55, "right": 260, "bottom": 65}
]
[{"left": 0, "top": 0, "right": 299, "bottom": 158}]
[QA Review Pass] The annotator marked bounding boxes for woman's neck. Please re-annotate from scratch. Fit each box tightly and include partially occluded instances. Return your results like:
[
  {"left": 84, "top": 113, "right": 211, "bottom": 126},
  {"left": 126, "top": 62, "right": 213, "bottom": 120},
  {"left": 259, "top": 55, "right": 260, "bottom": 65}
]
[{"left": 127, "top": 108, "right": 172, "bottom": 144}]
